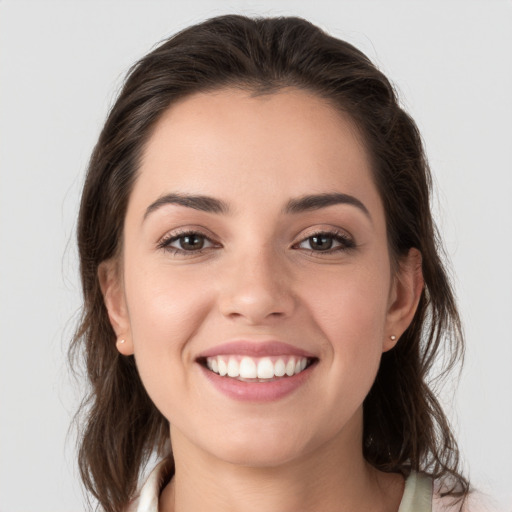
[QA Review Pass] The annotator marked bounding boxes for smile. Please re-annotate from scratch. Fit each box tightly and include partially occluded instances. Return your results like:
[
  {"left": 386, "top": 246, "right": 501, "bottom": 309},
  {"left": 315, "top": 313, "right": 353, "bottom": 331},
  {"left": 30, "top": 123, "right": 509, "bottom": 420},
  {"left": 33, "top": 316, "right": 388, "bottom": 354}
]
[
  {"left": 196, "top": 341, "right": 318, "bottom": 401},
  {"left": 204, "top": 355, "right": 311, "bottom": 381}
]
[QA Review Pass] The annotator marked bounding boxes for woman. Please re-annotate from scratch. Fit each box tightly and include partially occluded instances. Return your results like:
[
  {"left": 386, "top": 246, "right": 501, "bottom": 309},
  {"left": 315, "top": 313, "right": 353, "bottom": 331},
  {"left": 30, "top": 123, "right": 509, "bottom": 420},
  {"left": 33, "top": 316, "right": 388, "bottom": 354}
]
[{"left": 72, "top": 15, "right": 469, "bottom": 512}]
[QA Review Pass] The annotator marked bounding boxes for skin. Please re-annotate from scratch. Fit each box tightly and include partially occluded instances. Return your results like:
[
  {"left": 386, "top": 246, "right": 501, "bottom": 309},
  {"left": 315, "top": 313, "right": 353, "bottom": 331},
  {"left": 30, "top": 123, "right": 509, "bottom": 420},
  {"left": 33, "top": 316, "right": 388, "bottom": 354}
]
[{"left": 100, "top": 88, "right": 424, "bottom": 512}]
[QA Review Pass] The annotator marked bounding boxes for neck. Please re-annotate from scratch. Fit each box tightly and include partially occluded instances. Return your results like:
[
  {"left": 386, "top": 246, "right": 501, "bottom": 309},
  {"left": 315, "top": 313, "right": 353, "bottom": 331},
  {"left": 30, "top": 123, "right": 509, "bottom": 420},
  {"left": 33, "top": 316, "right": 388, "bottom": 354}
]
[{"left": 160, "top": 409, "right": 404, "bottom": 512}]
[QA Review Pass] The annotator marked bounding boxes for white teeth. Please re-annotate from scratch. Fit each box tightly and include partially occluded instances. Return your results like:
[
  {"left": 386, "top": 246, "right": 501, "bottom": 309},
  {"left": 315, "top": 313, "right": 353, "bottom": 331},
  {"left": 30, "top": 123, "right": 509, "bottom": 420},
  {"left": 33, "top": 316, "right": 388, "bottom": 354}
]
[
  {"left": 227, "top": 357, "right": 239, "bottom": 377},
  {"left": 218, "top": 358, "right": 228, "bottom": 376},
  {"left": 204, "top": 355, "right": 311, "bottom": 380},
  {"left": 274, "top": 358, "right": 286, "bottom": 377},
  {"left": 285, "top": 358, "right": 296, "bottom": 376},
  {"left": 239, "top": 357, "right": 257, "bottom": 378},
  {"left": 257, "top": 357, "right": 274, "bottom": 379}
]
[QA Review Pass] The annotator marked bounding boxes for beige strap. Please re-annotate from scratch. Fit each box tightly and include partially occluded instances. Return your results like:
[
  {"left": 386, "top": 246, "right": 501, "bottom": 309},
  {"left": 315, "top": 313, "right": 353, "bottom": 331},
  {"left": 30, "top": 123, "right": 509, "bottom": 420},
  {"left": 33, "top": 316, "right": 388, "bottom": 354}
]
[{"left": 398, "top": 472, "right": 433, "bottom": 512}]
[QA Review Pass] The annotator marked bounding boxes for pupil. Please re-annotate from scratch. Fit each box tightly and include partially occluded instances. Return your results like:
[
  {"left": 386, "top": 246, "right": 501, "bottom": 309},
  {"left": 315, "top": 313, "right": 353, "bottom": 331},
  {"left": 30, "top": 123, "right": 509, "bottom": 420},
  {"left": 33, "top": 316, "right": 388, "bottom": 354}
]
[
  {"left": 311, "top": 235, "right": 332, "bottom": 251},
  {"left": 180, "top": 235, "right": 204, "bottom": 250}
]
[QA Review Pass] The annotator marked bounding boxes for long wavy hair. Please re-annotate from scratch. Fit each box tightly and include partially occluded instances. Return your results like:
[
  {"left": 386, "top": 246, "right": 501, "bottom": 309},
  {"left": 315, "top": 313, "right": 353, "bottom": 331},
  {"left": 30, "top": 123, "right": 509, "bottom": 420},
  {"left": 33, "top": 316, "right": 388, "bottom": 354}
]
[{"left": 70, "top": 14, "right": 467, "bottom": 512}]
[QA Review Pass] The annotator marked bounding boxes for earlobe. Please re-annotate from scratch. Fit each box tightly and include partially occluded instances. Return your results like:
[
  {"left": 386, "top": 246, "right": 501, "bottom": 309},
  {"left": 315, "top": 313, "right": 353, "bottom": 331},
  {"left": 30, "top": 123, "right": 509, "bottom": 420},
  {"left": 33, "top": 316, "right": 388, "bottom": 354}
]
[
  {"left": 98, "top": 259, "right": 134, "bottom": 356},
  {"left": 115, "top": 336, "right": 134, "bottom": 356},
  {"left": 383, "top": 248, "right": 424, "bottom": 352}
]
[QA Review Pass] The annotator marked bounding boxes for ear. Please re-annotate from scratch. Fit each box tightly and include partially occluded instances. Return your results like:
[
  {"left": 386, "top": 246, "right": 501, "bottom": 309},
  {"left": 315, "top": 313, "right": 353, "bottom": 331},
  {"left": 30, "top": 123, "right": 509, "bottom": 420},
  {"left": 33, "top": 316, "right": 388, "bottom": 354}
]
[
  {"left": 383, "top": 248, "right": 424, "bottom": 352},
  {"left": 98, "top": 259, "right": 134, "bottom": 356}
]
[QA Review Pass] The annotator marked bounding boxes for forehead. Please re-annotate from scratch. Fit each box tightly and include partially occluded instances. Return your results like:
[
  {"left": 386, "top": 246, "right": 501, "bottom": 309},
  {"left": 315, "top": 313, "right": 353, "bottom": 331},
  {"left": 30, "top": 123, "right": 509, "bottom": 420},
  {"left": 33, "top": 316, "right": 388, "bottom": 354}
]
[{"left": 132, "top": 87, "right": 381, "bottom": 216}]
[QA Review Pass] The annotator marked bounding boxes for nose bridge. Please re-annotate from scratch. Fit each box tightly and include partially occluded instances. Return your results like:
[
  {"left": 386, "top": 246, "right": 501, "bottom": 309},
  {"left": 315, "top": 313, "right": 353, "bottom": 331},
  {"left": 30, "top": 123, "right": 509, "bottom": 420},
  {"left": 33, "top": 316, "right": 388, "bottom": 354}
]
[{"left": 218, "top": 241, "right": 294, "bottom": 323}]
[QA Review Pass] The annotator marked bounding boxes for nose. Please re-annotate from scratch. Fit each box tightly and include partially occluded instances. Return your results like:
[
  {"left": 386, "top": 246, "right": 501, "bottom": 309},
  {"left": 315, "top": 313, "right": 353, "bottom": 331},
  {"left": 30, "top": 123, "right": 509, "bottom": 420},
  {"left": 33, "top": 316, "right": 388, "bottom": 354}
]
[{"left": 217, "top": 247, "right": 296, "bottom": 325}]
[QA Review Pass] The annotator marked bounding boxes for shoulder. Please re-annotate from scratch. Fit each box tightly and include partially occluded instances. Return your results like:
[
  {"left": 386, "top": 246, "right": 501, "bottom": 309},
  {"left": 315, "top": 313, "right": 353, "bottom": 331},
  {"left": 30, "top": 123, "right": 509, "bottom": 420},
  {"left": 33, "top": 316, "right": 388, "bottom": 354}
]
[
  {"left": 398, "top": 472, "right": 498, "bottom": 512},
  {"left": 433, "top": 480, "right": 503, "bottom": 512}
]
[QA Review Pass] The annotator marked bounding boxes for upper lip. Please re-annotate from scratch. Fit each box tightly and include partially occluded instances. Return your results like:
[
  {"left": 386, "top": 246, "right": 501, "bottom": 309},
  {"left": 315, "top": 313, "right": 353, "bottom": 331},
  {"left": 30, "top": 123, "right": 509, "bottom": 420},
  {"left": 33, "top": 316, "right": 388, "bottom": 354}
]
[{"left": 197, "top": 340, "right": 317, "bottom": 359}]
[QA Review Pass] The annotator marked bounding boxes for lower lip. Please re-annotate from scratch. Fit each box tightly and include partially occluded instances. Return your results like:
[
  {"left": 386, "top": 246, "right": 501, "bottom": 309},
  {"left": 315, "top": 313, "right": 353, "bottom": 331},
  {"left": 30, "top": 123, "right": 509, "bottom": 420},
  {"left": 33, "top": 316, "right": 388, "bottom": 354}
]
[{"left": 199, "top": 363, "right": 315, "bottom": 402}]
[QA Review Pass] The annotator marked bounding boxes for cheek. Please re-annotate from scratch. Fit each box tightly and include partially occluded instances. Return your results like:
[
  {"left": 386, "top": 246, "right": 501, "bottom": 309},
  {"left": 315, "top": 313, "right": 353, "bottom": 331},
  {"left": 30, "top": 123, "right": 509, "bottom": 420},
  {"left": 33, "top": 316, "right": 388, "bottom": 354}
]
[
  {"left": 124, "top": 249, "right": 218, "bottom": 336},
  {"left": 122, "top": 262, "right": 214, "bottom": 415},
  {"left": 299, "top": 264, "right": 390, "bottom": 400},
  {"left": 301, "top": 263, "right": 390, "bottom": 345}
]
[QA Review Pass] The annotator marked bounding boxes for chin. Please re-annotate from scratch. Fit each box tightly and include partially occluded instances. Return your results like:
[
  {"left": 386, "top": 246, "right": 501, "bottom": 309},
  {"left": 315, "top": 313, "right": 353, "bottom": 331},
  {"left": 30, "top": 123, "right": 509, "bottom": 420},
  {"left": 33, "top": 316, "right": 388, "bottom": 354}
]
[
  {"left": 213, "top": 441, "right": 305, "bottom": 469},
  {"left": 202, "top": 418, "right": 319, "bottom": 468}
]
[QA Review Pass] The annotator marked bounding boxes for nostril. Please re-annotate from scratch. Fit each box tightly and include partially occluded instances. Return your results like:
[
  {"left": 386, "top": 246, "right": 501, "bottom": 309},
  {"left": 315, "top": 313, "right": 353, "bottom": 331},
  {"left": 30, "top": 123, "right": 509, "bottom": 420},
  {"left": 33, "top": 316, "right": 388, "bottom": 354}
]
[{"left": 217, "top": 267, "right": 296, "bottom": 323}]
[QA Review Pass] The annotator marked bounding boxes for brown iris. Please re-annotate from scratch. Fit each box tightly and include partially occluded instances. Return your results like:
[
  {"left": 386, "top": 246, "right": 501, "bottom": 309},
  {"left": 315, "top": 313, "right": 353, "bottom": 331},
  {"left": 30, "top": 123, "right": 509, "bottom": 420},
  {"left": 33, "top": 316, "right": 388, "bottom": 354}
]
[
  {"left": 179, "top": 234, "right": 205, "bottom": 250},
  {"left": 308, "top": 235, "right": 333, "bottom": 251}
]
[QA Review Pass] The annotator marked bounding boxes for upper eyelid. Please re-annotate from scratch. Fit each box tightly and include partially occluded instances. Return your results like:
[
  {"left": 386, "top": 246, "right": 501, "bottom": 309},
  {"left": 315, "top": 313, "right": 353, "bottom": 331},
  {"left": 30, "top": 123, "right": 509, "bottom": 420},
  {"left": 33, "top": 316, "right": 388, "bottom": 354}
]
[
  {"left": 293, "top": 226, "right": 354, "bottom": 242},
  {"left": 157, "top": 226, "right": 220, "bottom": 246},
  {"left": 298, "top": 231, "right": 351, "bottom": 241},
  {"left": 294, "top": 232, "right": 354, "bottom": 248},
  {"left": 157, "top": 231, "right": 220, "bottom": 256}
]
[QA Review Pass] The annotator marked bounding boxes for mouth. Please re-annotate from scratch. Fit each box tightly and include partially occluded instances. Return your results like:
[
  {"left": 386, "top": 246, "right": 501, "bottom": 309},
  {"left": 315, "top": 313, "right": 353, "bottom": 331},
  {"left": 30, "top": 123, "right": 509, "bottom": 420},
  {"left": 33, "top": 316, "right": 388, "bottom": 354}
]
[
  {"left": 197, "top": 354, "right": 317, "bottom": 382},
  {"left": 196, "top": 340, "right": 318, "bottom": 401}
]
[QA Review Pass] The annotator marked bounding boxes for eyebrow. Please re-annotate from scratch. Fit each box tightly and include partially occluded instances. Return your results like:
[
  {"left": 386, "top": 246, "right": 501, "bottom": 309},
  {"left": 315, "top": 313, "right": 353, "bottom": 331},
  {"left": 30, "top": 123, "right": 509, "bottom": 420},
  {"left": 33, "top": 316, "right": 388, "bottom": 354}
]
[
  {"left": 144, "top": 193, "right": 230, "bottom": 220},
  {"left": 143, "top": 191, "right": 370, "bottom": 221},
  {"left": 284, "top": 193, "right": 371, "bottom": 219}
]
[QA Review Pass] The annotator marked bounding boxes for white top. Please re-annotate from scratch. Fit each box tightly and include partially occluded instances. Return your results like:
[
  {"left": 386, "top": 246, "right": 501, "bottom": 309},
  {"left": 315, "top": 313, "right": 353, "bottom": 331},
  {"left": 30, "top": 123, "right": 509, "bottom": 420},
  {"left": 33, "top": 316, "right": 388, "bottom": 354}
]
[{"left": 127, "top": 460, "right": 444, "bottom": 512}]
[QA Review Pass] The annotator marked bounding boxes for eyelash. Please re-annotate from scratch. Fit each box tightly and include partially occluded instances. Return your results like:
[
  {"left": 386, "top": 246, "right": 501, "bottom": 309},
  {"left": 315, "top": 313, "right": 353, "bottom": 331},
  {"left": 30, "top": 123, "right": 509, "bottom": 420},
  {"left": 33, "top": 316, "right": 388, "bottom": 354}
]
[
  {"left": 157, "top": 229, "right": 356, "bottom": 256},
  {"left": 293, "top": 229, "right": 356, "bottom": 254},
  {"left": 157, "top": 229, "right": 219, "bottom": 256}
]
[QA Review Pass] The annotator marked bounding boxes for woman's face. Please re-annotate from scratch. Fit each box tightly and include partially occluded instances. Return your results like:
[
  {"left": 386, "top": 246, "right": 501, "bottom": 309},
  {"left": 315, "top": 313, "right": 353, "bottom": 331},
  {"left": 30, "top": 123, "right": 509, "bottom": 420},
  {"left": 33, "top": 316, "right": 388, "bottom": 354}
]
[{"left": 103, "top": 88, "right": 420, "bottom": 467}]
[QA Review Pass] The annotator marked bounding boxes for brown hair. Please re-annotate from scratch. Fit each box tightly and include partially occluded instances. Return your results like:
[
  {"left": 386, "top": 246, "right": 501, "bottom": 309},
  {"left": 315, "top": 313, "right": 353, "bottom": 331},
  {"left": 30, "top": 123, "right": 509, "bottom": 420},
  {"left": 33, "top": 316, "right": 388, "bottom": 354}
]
[{"left": 71, "top": 14, "right": 467, "bottom": 511}]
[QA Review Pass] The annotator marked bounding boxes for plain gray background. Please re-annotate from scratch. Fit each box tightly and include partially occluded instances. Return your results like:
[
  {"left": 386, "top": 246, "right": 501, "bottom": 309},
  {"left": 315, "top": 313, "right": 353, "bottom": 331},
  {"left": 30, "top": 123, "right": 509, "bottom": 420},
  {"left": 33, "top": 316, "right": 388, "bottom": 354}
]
[{"left": 1, "top": 1, "right": 511, "bottom": 510}]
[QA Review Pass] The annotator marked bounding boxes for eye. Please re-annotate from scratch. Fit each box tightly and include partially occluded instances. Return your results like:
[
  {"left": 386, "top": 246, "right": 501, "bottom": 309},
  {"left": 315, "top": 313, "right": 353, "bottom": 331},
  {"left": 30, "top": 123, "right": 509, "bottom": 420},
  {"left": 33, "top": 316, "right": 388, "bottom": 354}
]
[
  {"left": 158, "top": 230, "right": 218, "bottom": 255},
  {"left": 295, "top": 231, "right": 355, "bottom": 253}
]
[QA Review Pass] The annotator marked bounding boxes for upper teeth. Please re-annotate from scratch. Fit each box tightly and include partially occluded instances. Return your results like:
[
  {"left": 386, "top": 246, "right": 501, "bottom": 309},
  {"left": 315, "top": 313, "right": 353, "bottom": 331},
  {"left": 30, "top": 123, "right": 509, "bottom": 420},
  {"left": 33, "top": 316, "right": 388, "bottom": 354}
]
[{"left": 206, "top": 356, "right": 308, "bottom": 380}]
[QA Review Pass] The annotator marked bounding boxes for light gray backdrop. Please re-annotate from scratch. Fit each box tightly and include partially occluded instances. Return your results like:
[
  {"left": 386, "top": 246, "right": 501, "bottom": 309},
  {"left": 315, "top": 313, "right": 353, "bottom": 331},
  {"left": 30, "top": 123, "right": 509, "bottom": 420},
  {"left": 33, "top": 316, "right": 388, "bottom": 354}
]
[{"left": 1, "top": 1, "right": 511, "bottom": 511}]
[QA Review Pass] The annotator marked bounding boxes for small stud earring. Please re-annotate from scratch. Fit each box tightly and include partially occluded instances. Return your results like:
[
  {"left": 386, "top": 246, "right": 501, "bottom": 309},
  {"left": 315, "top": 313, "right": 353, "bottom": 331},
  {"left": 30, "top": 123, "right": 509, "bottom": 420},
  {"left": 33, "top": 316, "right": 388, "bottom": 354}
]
[
  {"left": 118, "top": 338, "right": 126, "bottom": 344},
  {"left": 390, "top": 335, "right": 397, "bottom": 341}
]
